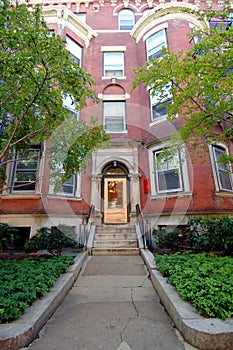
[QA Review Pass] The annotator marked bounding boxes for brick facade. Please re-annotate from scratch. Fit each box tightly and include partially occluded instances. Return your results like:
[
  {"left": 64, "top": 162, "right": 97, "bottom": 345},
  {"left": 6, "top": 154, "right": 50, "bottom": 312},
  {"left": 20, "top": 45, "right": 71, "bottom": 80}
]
[{"left": 1, "top": 0, "right": 232, "bottom": 237}]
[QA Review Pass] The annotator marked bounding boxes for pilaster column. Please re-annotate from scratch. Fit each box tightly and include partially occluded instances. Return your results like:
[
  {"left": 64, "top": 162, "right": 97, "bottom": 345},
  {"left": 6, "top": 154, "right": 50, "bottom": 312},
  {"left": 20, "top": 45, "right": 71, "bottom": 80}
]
[
  {"left": 128, "top": 172, "right": 141, "bottom": 212},
  {"left": 89, "top": 173, "right": 102, "bottom": 212}
]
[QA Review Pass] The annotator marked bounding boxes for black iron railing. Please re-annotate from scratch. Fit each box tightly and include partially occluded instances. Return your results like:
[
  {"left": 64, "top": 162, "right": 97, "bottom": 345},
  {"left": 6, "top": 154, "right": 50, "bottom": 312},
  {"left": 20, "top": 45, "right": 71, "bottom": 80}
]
[
  {"left": 79, "top": 205, "right": 95, "bottom": 249},
  {"left": 136, "top": 204, "right": 152, "bottom": 249}
]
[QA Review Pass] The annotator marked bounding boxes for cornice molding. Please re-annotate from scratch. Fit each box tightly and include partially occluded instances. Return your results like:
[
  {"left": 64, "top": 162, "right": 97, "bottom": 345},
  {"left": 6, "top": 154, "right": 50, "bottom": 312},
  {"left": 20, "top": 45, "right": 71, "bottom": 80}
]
[
  {"left": 131, "top": 3, "right": 209, "bottom": 42},
  {"left": 42, "top": 6, "right": 97, "bottom": 47}
]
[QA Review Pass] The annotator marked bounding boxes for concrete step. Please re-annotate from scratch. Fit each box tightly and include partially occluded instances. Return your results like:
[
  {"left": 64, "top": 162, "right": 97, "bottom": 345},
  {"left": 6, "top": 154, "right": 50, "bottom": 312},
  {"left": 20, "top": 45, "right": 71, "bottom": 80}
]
[
  {"left": 96, "top": 226, "right": 135, "bottom": 234},
  {"left": 92, "top": 225, "right": 138, "bottom": 256},
  {"left": 93, "top": 240, "right": 138, "bottom": 248},
  {"left": 91, "top": 247, "right": 140, "bottom": 256},
  {"left": 95, "top": 233, "right": 137, "bottom": 240}
]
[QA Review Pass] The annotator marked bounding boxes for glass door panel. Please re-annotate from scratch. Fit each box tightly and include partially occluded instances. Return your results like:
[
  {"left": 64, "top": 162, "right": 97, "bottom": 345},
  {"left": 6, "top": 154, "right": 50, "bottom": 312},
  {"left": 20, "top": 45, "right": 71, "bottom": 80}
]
[{"left": 104, "top": 177, "right": 127, "bottom": 223}]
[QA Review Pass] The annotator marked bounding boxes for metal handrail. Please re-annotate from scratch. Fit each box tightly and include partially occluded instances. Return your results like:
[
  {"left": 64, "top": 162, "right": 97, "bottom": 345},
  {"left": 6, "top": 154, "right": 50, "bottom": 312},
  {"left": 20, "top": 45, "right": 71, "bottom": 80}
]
[
  {"left": 86, "top": 204, "right": 95, "bottom": 225},
  {"left": 79, "top": 205, "right": 95, "bottom": 249},
  {"left": 136, "top": 204, "right": 152, "bottom": 249}
]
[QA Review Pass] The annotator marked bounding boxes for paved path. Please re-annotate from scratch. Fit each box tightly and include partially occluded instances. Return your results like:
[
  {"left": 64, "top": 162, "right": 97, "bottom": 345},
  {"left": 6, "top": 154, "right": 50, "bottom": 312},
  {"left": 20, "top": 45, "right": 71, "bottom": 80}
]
[{"left": 24, "top": 255, "right": 196, "bottom": 350}]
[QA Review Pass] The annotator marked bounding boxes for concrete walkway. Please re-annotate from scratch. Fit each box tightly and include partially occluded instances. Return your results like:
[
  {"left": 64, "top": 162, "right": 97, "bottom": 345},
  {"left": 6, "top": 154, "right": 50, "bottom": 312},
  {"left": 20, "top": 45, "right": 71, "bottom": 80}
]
[{"left": 24, "top": 255, "right": 196, "bottom": 350}]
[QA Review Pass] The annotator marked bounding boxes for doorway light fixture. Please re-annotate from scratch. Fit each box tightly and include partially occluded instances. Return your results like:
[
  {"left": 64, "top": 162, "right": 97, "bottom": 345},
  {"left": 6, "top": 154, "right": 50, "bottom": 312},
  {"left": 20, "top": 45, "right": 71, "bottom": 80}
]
[{"left": 113, "top": 160, "right": 117, "bottom": 168}]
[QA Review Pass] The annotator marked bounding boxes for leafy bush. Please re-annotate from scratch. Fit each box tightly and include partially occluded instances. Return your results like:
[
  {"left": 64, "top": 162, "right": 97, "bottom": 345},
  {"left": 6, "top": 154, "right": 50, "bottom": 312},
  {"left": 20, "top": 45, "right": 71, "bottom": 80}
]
[
  {"left": 0, "top": 223, "right": 18, "bottom": 253},
  {"left": 153, "top": 228, "right": 182, "bottom": 249},
  {"left": 186, "top": 216, "right": 233, "bottom": 254},
  {"left": 0, "top": 256, "right": 74, "bottom": 323},
  {"left": 24, "top": 225, "right": 77, "bottom": 256},
  {"left": 154, "top": 253, "right": 233, "bottom": 320}
]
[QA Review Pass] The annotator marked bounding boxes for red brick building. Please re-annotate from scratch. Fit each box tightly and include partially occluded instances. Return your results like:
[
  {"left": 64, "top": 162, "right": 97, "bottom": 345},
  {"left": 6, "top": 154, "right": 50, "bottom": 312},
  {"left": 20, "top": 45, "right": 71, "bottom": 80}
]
[{"left": 1, "top": 0, "right": 232, "bottom": 242}]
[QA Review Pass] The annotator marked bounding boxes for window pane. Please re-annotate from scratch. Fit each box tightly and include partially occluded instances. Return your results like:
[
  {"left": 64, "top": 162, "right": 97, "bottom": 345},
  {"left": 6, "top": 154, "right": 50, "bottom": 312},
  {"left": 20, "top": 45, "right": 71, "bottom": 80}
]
[
  {"left": 152, "top": 99, "right": 172, "bottom": 120},
  {"left": 213, "top": 146, "right": 232, "bottom": 190},
  {"left": 219, "top": 171, "right": 232, "bottom": 190},
  {"left": 13, "top": 148, "right": 39, "bottom": 191},
  {"left": 155, "top": 151, "right": 182, "bottom": 192},
  {"left": 150, "top": 83, "right": 172, "bottom": 121},
  {"left": 104, "top": 52, "right": 124, "bottom": 77},
  {"left": 146, "top": 29, "right": 167, "bottom": 61},
  {"left": 119, "top": 10, "right": 134, "bottom": 30},
  {"left": 105, "top": 116, "right": 124, "bottom": 132},
  {"left": 158, "top": 170, "right": 180, "bottom": 191},
  {"left": 66, "top": 37, "right": 82, "bottom": 67},
  {"left": 15, "top": 172, "right": 37, "bottom": 182},
  {"left": 57, "top": 173, "right": 75, "bottom": 196},
  {"left": 104, "top": 102, "right": 125, "bottom": 132},
  {"left": 63, "top": 94, "right": 79, "bottom": 119}
]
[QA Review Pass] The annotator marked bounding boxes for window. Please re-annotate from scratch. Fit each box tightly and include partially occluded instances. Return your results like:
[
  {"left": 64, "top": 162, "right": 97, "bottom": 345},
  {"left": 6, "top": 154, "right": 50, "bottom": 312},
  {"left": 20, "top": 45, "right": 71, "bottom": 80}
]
[
  {"left": 66, "top": 37, "right": 82, "bottom": 66},
  {"left": 154, "top": 150, "right": 183, "bottom": 193},
  {"left": 11, "top": 147, "right": 40, "bottom": 191},
  {"left": 119, "top": 9, "right": 135, "bottom": 30},
  {"left": 63, "top": 94, "right": 79, "bottom": 119},
  {"left": 150, "top": 83, "right": 172, "bottom": 122},
  {"left": 209, "top": 20, "right": 232, "bottom": 30},
  {"left": 212, "top": 146, "right": 233, "bottom": 191},
  {"left": 49, "top": 165, "right": 80, "bottom": 198},
  {"left": 190, "top": 26, "right": 202, "bottom": 44},
  {"left": 146, "top": 29, "right": 167, "bottom": 61},
  {"left": 103, "top": 101, "right": 126, "bottom": 132},
  {"left": 75, "top": 13, "right": 86, "bottom": 23},
  {"left": 103, "top": 52, "right": 124, "bottom": 77},
  {"left": 57, "top": 174, "right": 76, "bottom": 196}
]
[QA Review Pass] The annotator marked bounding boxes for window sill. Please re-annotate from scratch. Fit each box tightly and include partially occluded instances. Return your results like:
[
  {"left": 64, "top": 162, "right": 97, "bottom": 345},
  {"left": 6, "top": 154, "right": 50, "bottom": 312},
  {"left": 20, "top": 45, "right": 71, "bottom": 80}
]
[
  {"left": 150, "top": 116, "right": 167, "bottom": 125},
  {"left": 215, "top": 191, "right": 233, "bottom": 196},
  {"left": 150, "top": 192, "right": 192, "bottom": 200},
  {"left": 47, "top": 195, "right": 82, "bottom": 201},
  {"left": 102, "top": 76, "right": 126, "bottom": 80},
  {"left": 0, "top": 193, "right": 41, "bottom": 199},
  {"left": 106, "top": 130, "right": 128, "bottom": 134}
]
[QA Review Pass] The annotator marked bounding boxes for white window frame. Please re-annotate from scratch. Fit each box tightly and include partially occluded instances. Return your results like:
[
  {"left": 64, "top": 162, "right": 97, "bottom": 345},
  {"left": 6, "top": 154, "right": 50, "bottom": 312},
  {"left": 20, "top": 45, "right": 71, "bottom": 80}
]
[
  {"left": 148, "top": 144, "right": 190, "bottom": 197},
  {"left": 62, "top": 94, "right": 79, "bottom": 120},
  {"left": 118, "top": 9, "right": 135, "bottom": 30},
  {"left": 146, "top": 29, "right": 167, "bottom": 61},
  {"left": 150, "top": 82, "right": 172, "bottom": 123},
  {"left": 154, "top": 150, "right": 183, "bottom": 193},
  {"left": 210, "top": 145, "right": 233, "bottom": 192},
  {"left": 49, "top": 172, "right": 81, "bottom": 198},
  {"left": 66, "top": 36, "right": 82, "bottom": 67},
  {"left": 103, "top": 52, "right": 124, "bottom": 78},
  {"left": 57, "top": 173, "right": 76, "bottom": 197},
  {"left": 103, "top": 100, "right": 126, "bottom": 133}
]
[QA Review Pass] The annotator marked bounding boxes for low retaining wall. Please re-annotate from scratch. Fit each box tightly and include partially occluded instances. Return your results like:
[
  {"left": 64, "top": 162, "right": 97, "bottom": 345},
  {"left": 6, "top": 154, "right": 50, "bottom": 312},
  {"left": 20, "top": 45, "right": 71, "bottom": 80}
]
[
  {"left": 0, "top": 252, "right": 88, "bottom": 350},
  {"left": 141, "top": 249, "right": 233, "bottom": 350}
]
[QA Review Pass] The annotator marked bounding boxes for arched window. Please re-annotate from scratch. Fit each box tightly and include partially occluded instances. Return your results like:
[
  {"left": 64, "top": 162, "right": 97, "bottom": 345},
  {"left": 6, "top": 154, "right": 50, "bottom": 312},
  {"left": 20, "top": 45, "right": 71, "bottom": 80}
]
[{"left": 118, "top": 9, "right": 135, "bottom": 30}]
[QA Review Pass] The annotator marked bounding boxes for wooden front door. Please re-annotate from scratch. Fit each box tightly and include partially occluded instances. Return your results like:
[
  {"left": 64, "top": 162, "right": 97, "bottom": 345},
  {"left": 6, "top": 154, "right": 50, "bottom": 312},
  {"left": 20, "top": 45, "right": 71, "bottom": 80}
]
[{"left": 104, "top": 177, "right": 127, "bottom": 224}]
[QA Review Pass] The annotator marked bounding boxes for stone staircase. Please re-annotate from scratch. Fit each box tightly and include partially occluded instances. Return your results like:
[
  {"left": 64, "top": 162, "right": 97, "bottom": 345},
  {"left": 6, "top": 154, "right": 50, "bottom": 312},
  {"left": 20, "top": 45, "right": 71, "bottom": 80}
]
[{"left": 91, "top": 225, "right": 139, "bottom": 255}]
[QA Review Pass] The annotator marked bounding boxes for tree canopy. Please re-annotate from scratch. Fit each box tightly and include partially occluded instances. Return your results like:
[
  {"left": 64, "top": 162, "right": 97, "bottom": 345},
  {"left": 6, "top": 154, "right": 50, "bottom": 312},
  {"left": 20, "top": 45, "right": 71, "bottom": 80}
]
[
  {"left": 0, "top": 1, "right": 109, "bottom": 188},
  {"left": 132, "top": 7, "right": 233, "bottom": 163}
]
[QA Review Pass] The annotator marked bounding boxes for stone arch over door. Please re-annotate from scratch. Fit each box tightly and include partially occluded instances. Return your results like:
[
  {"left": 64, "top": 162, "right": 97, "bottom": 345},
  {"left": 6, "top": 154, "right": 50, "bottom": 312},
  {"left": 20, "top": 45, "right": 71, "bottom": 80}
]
[{"left": 90, "top": 142, "right": 140, "bottom": 224}]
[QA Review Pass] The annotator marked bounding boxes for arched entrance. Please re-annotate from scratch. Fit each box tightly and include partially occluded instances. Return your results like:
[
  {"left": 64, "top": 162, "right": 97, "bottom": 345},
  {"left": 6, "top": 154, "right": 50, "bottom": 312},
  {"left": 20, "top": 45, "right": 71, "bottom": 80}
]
[{"left": 102, "top": 162, "right": 129, "bottom": 224}]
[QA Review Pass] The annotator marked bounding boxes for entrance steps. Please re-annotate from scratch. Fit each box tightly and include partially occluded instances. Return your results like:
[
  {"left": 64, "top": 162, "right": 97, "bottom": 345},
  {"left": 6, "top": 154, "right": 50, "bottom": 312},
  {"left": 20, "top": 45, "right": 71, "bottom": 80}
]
[{"left": 91, "top": 225, "right": 139, "bottom": 256}]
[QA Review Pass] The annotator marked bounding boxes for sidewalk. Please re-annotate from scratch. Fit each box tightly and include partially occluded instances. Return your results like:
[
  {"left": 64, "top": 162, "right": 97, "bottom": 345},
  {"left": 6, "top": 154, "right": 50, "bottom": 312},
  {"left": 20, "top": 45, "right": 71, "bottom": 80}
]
[{"left": 24, "top": 255, "right": 194, "bottom": 350}]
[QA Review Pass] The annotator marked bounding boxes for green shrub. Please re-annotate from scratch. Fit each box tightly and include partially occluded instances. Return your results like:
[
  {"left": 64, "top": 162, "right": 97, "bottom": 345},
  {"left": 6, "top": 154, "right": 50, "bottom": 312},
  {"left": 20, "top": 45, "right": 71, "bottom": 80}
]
[
  {"left": 0, "top": 223, "right": 18, "bottom": 253},
  {"left": 186, "top": 216, "right": 233, "bottom": 254},
  {"left": 24, "top": 225, "right": 77, "bottom": 256},
  {"left": 0, "top": 256, "right": 74, "bottom": 323},
  {"left": 153, "top": 228, "right": 182, "bottom": 249},
  {"left": 154, "top": 253, "right": 233, "bottom": 320}
]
